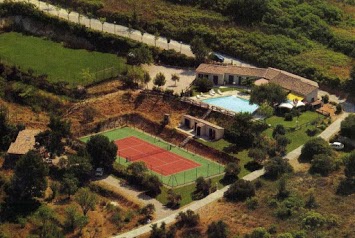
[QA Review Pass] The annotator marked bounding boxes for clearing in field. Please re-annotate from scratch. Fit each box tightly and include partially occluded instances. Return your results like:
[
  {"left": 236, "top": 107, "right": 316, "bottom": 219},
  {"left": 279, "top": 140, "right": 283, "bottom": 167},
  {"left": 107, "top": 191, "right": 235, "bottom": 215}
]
[
  {"left": 0, "top": 32, "right": 126, "bottom": 87},
  {"left": 81, "top": 127, "right": 224, "bottom": 187}
]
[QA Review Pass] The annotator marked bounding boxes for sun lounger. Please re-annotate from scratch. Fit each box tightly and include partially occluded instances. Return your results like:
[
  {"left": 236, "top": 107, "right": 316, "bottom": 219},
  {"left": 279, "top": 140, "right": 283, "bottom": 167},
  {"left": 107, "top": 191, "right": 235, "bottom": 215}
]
[
  {"left": 217, "top": 89, "right": 223, "bottom": 95},
  {"left": 200, "top": 92, "right": 206, "bottom": 97},
  {"left": 209, "top": 91, "right": 215, "bottom": 96},
  {"left": 196, "top": 95, "right": 201, "bottom": 99}
]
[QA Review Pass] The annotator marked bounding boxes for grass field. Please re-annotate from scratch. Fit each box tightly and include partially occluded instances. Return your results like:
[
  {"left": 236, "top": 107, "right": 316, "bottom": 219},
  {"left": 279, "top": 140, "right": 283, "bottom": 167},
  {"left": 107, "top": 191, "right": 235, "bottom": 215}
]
[
  {"left": 0, "top": 32, "right": 126, "bottom": 87},
  {"left": 81, "top": 127, "right": 224, "bottom": 187}
]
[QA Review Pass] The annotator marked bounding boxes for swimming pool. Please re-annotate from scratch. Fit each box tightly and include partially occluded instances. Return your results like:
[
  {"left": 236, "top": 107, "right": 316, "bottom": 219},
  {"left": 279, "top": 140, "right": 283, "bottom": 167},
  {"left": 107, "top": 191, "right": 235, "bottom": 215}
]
[{"left": 202, "top": 95, "right": 259, "bottom": 113}]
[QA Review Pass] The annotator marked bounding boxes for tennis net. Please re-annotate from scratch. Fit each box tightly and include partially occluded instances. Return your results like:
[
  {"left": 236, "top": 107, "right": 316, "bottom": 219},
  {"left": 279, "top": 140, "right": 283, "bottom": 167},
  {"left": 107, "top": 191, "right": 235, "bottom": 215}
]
[{"left": 126, "top": 145, "right": 168, "bottom": 162}]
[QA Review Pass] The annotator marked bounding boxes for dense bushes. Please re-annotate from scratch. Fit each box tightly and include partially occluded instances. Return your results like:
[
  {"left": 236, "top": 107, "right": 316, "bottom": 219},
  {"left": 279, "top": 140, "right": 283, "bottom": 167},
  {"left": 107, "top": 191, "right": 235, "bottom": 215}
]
[
  {"left": 340, "top": 114, "right": 355, "bottom": 140},
  {"left": 224, "top": 179, "right": 255, "bottom": 201},
  {"left": 299, "top": 138, "right": 332, "bottom": 162}
]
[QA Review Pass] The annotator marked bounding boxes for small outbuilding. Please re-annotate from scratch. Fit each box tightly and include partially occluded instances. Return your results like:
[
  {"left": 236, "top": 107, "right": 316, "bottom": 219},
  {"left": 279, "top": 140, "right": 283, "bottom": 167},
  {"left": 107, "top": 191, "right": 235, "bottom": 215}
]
[
  {"left": 7, "top": 129, "right": 41, "bottom": 158},
  {"left": 181, "top": 115, "right": 224, "bottom": 140}
]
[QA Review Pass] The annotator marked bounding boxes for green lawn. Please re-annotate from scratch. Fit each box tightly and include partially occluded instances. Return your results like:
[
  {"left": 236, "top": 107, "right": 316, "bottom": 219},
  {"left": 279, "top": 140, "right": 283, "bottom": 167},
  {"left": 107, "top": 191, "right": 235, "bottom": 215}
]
[
  {"left": 81, "top": 127, "right": 224, "bottom": 187},
  {"left": 263, "top": 111, "right": 326, "bottom": 151},
  {"left": 0, "top": 32, "right": 126, "bottom": 87}
]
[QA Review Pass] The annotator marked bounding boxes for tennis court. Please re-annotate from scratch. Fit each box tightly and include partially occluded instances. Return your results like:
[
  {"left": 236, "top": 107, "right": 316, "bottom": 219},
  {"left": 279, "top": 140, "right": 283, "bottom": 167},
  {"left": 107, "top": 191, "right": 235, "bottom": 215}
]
[
  {"left": 81, "top": 127, "right": 224, "bottom": 187},
  {"left": 115, "top": 136, "right": 200, "bottom": 176}
]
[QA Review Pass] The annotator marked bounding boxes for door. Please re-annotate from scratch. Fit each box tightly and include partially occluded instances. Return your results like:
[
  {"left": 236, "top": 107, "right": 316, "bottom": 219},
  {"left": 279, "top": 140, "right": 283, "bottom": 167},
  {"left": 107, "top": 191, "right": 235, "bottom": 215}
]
[
  {"left": 184, "top": 119, "right": 190, "bottom": 128},
  {"left": 196, "top": 127, "right": 201, "bottom": 136},
  {"left": 228, "top": 75, "right": 234, "bottom": 84},
  {"left": 209, "top": 128, "right": 213, "bottom": 138},
  {"left": 213, "top": 76, "right": 219, "bottom": 85}
]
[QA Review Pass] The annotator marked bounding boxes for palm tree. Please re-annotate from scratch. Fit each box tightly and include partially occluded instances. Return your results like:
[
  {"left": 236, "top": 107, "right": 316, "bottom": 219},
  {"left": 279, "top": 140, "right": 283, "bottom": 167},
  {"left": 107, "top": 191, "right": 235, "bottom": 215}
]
[
  {"left": 140, "top": 29, "right": 145, "bottom": 42},
  {"left": 55, "top": 5, "right": 61, "bottom": 17},
  {"left": 154, "top": 32, "right": 160, "bottom": 47},
  {"left": 87, "top": 13, "right": 93, "bottom": 28},
  {"left": 171, "top": 73, "right": 180, "bottom": 87},
  {"left": 67, "top": 8, "right": 72, "bottom": 20},
  {"left": 99, "top": 17, "right": 106, "bottom": 31},
  {"left": 167, "top": 37, "right": 171, "bottom": 50}
]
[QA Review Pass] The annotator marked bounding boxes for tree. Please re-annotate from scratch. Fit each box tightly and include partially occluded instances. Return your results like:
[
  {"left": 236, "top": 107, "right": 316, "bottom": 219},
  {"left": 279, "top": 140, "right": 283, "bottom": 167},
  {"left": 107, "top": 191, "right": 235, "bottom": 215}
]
[
  {"left": 299, "top": 138, "right": 332, "bottom": 162},
  {"left": 194, "top": 77, "right": 213, "bottom": 92},
  {"left": 248, "top": 148, "right": 268, "bottom": 164},
  {"left": 258, "top": 102, "right": 274, "bottom": 119},
  {"left": 340, "top": 114, "right": 355, "bottom": 139},
  {"left": 62, "top": 173, "right": 79, "bottom": 199},
  {"left": 344, "top": 151, "right": 355, "bottom": 179},
  {"left": 126, "top": 161, "right": 148, "bottom": 184},
  {"left": 34, "top": 205, "right": 64, "bottom": 238},
  {"left": 195, "top": 176, "right": 211, "bottom": 198},
  {"left": 99, "top": 17, "right": 106, "bottom": 31},
  {"left": 142, "top": 174, "right": 163, "bottom": 196},
  {"left": 154, "top": 32, "right": 160, "bottom": 47},
  {"left": 227, "top": 0, "right": 268, "bottom": 25},
  {"left": 143, "top": 72, "right": 151, "bottom": 88},
  {"left": 207, "top": 220, "right": 228, "bottom": 238},
  {"left": 246, "top": 227, "right": 271, "bottom": 238},
  {"left": 75, "top": 188, "right": 97, "bottom": 216},
  {"left": 0, "top": 107, "right": 19, "bottom": 151},
  {"left": 140, "top": 203, "right": 155, "bottom": 219},
  {"left": 140, "top": 28, "right": 145, "bottom": 42},
  {"left": 86, "top": 134, "right": 118, "bottom": 170},
  {"left": 67, "top": 155, "right": 93, "bottom": 183},
  {"left": 64, "top": 205, "right": 88, "bottom": 232},
  {"left": 190, "top": 37, "right": 209, "bottom": 62},
  {"left": 171, "top": 73, "right": 180, "bottom": 86},
  {"left": 48, "top": 115, "right": 71, "bottom": 138},
  {"left": 166, "top": 37, "right": 171, "bottom": 49},
  {"left": 277, "top": 176, "right": 290, "bottom": 199},
  {"left": 225, "top": 112, "right": 268, "bottom": 148},
  {"left": 272, "top": 125, "right": 286, "bottom": 138},
  {"left": 275, "top": 135, "right": 290, "bottom": 155},
  {"left": 153, "top": 72, "right": 166, "bottom": 87},
  {"left": 50, "top": 181, "right": 60, "bottom": 201},
  {"left": 150, "top": 222, "right": 168, "bottom": 238},
  {"left": 224, "top": 179, "right": 255, "bottom": 201},
  {"left": 250, "top": 83, "right": 287, "bottom": 106},
  {"left": 124, "top": 66, "right": 145, "bottom": 88},
  {"left": 176, "top": 210, "right": 200, "bottom": 228},
  {"left": 167, "top": 189, "right": 182, "bottom": 209},
  {"left": 302, "top": 211, "right": 327, "bottom": 230},
  {"left": 223, "top": 162, "right": 241, "bottom": 183},
  {"left": 10, "top": 151, "right": 48, "bottom": 201},
  {"left": 82, "top": 106, "right": 97, "bottom": 123},
  {"left": 127, "top": 46, "right": 153, "bottom": 65},
  {"left": 66, "top": 8, "right": 72, "bottom": 20},
  {"left": 264, "top": 157, "right": 293, "bottom": 180},
  {"left": 309, "top": 154, "right": 336, "bottom": 176}
]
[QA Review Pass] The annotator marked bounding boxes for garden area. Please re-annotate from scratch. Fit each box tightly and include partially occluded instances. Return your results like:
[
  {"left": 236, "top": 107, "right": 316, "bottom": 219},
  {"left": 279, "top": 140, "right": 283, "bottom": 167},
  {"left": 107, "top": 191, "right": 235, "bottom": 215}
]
[{"left": 0, "top": 32, "right": 126, "bottom": 87}]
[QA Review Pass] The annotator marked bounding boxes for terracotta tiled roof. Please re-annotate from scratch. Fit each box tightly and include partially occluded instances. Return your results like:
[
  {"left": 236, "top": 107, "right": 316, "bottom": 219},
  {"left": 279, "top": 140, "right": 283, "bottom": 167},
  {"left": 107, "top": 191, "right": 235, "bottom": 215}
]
[
  {"left": 196, "top": 64, "right": 319, "bottom": 96},
  {"left": 196, "top": 63, "right": 266, "bottom": 77},
  {"left": 184, "top": 115, "right": 224, "bottom": 129},
  {"left": 7, "top": 129, "right": 41, "bottom": 155}
]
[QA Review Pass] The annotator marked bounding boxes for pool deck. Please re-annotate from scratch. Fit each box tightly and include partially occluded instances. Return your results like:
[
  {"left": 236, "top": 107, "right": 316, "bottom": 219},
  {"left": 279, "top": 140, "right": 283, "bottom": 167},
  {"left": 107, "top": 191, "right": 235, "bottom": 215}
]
[{"left": 192, "top": 90, "right": 251, "bottom": 101}]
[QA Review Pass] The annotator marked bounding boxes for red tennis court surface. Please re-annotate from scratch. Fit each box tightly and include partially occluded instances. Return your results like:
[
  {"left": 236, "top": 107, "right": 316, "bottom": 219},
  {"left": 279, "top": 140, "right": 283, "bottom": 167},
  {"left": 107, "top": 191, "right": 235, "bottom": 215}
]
[{"left": 115, "top": 136, "right": 200, "bottom": 176}]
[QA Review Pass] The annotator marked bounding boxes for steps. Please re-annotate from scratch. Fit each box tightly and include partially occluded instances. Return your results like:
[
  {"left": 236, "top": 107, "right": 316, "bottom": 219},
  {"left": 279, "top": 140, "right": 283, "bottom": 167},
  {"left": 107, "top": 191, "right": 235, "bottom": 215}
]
[{"left": 201, "top": 108, "right": 212, "bottom": 120}]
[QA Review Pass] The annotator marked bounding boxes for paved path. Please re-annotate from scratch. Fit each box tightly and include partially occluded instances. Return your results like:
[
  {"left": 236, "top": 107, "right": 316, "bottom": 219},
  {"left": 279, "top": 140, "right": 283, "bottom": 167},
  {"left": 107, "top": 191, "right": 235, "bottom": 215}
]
[
  {"left": 102, "top": 176, "right": 175, "bottom": 220},
  {"left": 2, "top": 0, "right": 251, "bottom": 66}
]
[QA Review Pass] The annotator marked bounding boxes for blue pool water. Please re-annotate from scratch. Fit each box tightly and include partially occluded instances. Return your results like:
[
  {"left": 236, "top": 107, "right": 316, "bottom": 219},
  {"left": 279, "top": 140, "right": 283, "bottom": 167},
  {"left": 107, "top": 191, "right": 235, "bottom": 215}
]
[{"left": 202, "top": 96, "right": 259, "bottom": 113}]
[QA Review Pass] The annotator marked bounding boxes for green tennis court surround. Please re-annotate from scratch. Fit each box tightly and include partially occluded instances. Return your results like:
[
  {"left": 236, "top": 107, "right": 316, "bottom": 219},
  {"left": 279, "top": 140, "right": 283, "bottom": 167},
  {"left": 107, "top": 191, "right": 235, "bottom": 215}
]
[{"left": 81, "top": 127, "right": 224, "bottom": 187}]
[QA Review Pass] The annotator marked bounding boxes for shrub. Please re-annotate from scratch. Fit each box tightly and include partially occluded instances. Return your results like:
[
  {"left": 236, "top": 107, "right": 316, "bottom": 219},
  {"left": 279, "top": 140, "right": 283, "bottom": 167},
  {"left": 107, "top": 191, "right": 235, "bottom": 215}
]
[
  {"left": 275, "top": 203, "right": 292, "bottom": 219},
  {"left": 245, "top": 227, "right": 271, "bottom": 238},
  {"left": 335, "top": 104, "right": 343, "bottom": 114},
  {"left": 264, "top": 157, "right": 293, "bottom": 180},
  {"left": 223, "top": 162, "right": 241, "bottom": 183},
  {"left": 321, "top": 94, "right": 329, "bottom": 103},
  {"left": 277, "top": 233, "right": 293, "bottom": 238},
  {"left": 194, "top": 177, "right": 211, "bottom": 199},
  {"left": 176, "top": 210, "right": 200, "bottom": 228},
  {"left": 246, "top": 197, "right": 258, "bottom": 210},
  {"left": 194, "top": 77, "right": 213, "bottom": 92},
  {"left": 309, "top": 154, "right": 337, "bottom": 176},
  {"left": 284, "top": 113, "right": 293, "bottom": 121},
  {"left": 272, "top": 125, "right": 286, "bottom": 138},
  {"left": 224, "top": 179, "right": 255, "bottom": 201},
  {"left": 336, "top": 178, "right": 355, "bottom": 195},
  {"left": 299, "top": 138, "right": 332, "bottom": 162},
  {"left": 207, "top": 220, "right": 228, "bottom": 238},
  {"left": 302, "top": 211, "right": 327, "bottom": 230},
  {"left": 340, "top": 114, "right": 355, "bottom": 139}
]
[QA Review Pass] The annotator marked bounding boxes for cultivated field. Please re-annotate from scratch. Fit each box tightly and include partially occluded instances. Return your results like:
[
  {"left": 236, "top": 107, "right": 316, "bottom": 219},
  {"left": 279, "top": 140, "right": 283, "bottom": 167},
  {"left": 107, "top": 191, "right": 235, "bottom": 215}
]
[{"left": 0, "top": 32, "right": 126, "bottom": 87}]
